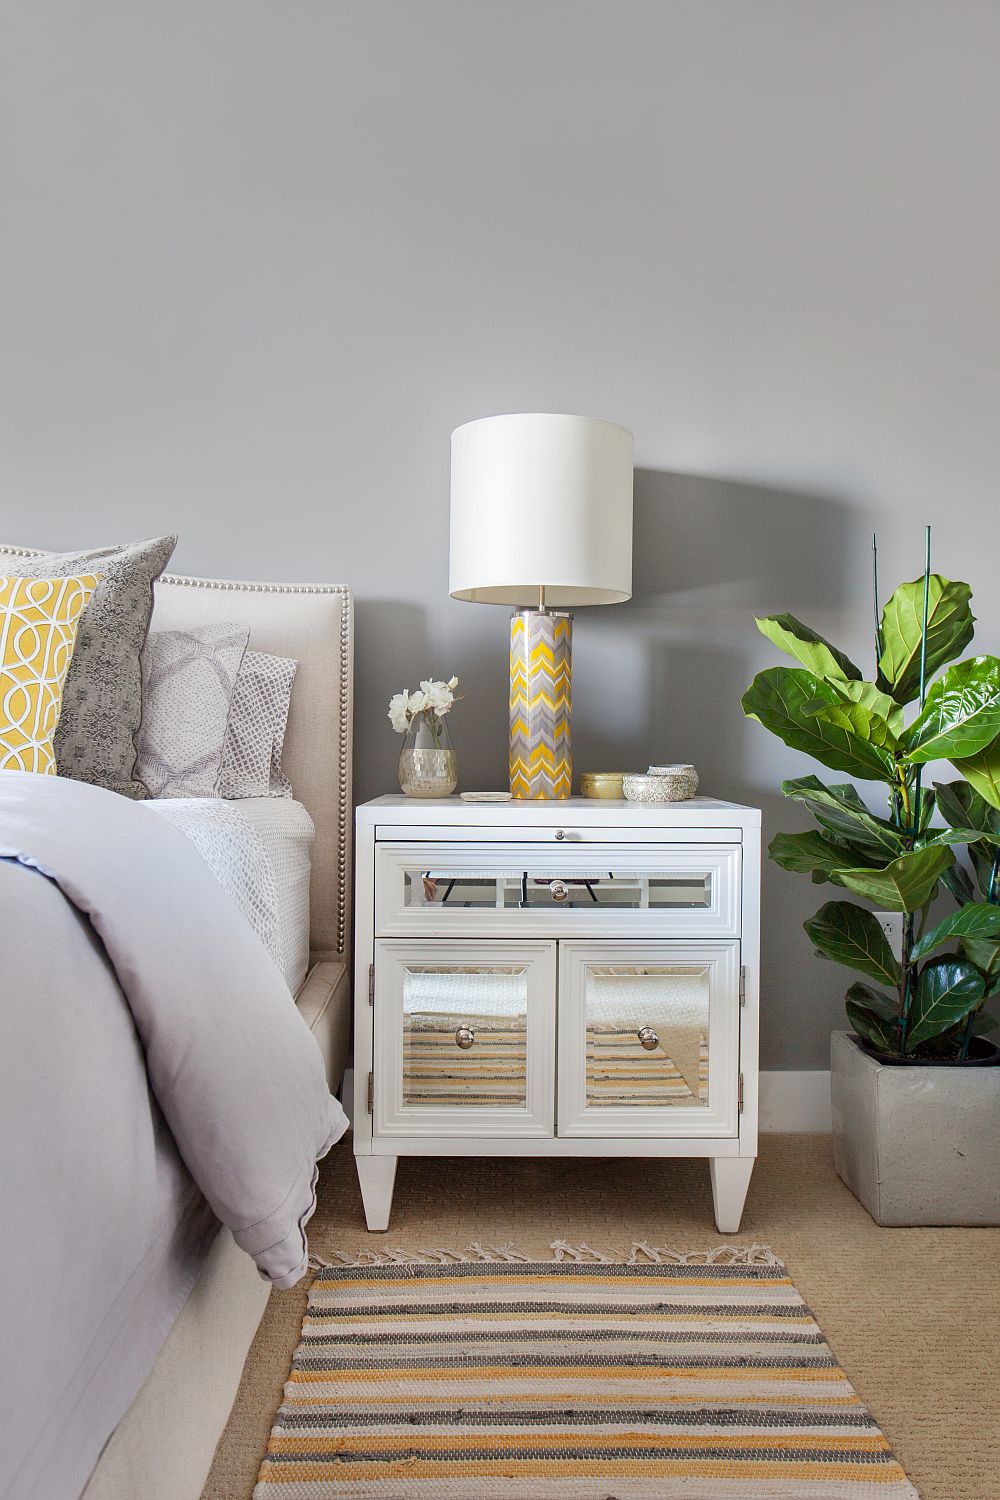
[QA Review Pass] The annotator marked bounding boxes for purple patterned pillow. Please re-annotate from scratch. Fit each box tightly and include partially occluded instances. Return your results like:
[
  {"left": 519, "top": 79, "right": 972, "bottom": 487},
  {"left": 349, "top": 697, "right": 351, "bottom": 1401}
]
[
  {"left": 136, "top": 624, "right": 249, "bottom": 798},
  {"left": 219, "top": 650, "right": 297, "bottom": 799}
]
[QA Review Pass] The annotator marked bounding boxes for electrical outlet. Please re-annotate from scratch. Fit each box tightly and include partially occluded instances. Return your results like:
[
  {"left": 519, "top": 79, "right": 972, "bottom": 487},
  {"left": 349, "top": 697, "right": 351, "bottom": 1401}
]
[{"left": 875, "top": 912, "right": 904, "bottom": 951}]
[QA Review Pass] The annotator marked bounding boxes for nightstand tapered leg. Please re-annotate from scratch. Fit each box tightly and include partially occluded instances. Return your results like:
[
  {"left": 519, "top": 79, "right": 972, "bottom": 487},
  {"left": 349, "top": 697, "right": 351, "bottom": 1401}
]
[
  {"left": 710, "top": 1157, "right": 755, "bottom": 1233},
  {"left": 356, "top": 1154, "right": 397, "bottom": 1231}
]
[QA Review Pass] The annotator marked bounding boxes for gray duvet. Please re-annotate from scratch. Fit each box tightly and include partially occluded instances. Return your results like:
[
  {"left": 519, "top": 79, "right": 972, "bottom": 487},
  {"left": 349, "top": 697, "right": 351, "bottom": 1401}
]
[{"left": 0, "top": 772, "right": 348, "bottom": 1500}]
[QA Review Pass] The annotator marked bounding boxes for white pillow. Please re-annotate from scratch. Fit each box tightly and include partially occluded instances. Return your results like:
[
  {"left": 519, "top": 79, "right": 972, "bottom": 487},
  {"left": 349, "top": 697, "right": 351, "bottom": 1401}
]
[
  {"left": 136, "top": 624, "right": 249, "bottom": 797},
  {"left": 218, "top": 650, "right": 297, "bottom": 799}
]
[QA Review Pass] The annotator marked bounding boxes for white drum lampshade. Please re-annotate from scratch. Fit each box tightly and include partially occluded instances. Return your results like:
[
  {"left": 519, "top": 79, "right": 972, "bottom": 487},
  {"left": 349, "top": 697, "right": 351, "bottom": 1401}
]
[
  {"left": 449, "top": 413, "right": 633, "bottom": 607},
  {"left": 449, "top": 413, "right": 634, "bottom": 799}
]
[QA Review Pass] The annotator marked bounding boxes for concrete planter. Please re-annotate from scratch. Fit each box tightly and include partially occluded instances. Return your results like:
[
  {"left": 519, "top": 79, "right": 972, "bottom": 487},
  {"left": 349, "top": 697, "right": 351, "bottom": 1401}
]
[{"left": 830, "top": 1030, "right": 1000, "bottom": 1226}]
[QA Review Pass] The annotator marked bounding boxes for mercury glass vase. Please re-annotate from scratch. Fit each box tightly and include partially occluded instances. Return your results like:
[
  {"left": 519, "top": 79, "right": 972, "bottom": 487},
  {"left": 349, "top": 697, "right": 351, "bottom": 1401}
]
[{"left": 398, "top": 710, "right": 458, "bottom": 798}]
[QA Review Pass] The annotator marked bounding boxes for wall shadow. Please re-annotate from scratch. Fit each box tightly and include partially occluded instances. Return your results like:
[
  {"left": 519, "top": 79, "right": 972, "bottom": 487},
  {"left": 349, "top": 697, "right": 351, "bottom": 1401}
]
[{"left": 574, "top": 468, "right": 870, "bottom": 1069}]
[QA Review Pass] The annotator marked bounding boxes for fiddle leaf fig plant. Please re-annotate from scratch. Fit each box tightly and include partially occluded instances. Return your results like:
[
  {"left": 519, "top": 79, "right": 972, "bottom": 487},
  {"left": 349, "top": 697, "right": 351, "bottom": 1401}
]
[{"left": 742, "top": 553, "right": 1000, "bottom": 1061}]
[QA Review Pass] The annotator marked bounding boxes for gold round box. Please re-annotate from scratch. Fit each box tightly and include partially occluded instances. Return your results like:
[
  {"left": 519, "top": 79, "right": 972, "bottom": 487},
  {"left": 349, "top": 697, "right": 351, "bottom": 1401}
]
[{"left": 580, "top": 771, "right": 626, "bottom": 800}]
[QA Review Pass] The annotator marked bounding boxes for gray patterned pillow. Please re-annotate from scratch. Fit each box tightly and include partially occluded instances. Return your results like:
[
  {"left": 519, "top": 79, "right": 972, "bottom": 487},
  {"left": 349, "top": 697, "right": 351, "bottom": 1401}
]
[
  {"left": 218, "top": 650, "right": 297, "bottom": 799},
  {"left": 136, "top": 623, "right": 249, "bottom": 798},
  {"left": 0, "top": 535, "right": 176, "bottom": 797}
]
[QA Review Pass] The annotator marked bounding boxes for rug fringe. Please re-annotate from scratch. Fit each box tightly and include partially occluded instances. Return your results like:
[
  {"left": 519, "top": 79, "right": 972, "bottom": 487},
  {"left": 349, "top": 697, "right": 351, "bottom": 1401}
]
[{"left": 309, "top": 1240, "right": 780, "bottom": 1270}]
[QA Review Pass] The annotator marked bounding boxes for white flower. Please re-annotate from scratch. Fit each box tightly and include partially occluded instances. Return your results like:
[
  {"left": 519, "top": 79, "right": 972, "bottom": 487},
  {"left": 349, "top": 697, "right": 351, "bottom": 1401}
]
[
  {"left": 388, "top": 677, "right": 460, "bottom": 732},
  {"left": 387, "top": 691, "right": 411, "bottom": 734},
  {"left": 420, "top": 677, "right": 458, "bottom": 716}
]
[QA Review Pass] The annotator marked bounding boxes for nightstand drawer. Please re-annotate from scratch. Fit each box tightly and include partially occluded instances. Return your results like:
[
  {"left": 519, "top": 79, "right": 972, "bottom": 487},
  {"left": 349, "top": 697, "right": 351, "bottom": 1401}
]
[{"left": 375, "top": 842, "right": 741, "bottom": 938}]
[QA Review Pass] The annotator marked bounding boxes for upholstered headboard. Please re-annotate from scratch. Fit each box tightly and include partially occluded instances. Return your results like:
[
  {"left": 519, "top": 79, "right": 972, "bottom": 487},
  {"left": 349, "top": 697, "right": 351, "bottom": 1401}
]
[{"left": 151, "top": 574, "right": 354, "bottom": 962}]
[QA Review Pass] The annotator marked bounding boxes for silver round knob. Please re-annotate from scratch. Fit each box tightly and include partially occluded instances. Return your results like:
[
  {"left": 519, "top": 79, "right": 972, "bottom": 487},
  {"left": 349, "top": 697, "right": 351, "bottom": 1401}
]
[
  {"left": 554, "top": 829, "right": 565, "bottom": 841},
  {"left": 455, "top": 1026, "right": 476, "bottom": 1050},
  {"left": 638, "top": 1026, "right": 659, "bottom": 1051},
  {"left": 550, "top": 880, "right": 569, "bottom": 903}
]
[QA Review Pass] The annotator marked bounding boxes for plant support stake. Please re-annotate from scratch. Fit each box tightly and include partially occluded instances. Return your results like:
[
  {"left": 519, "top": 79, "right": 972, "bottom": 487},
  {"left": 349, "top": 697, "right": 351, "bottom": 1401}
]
[{"left": 899, "top": 526, "right": 933, "bottom": 1054}]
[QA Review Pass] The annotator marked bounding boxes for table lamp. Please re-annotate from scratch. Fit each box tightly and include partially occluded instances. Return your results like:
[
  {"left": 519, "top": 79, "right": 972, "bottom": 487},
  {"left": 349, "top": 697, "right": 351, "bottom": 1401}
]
[{"left": 449, "top": 412, "right": 634, "bottom": 799}]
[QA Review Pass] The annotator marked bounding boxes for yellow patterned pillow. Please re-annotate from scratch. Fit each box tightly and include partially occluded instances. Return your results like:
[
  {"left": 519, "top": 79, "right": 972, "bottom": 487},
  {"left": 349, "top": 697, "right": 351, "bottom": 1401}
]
[{"left": 0, "top": 574, "right": 100, "bottom": 775}]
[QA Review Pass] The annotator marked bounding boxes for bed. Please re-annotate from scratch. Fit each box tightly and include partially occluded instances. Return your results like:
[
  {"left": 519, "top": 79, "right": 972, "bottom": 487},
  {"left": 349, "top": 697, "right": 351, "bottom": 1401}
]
[{"left": 2, "top": 572, "right": 354, "bottom": 1500}]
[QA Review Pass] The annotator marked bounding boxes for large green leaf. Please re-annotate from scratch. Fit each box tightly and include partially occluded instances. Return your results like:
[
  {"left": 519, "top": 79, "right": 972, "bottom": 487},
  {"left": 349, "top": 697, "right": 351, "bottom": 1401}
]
[
  {"left": 845, "top": 982, "right": 901, "bottom": 1054},
  {"left": 781, "top": 776, "right": 905, "bottom": 860},
  {"left": 915, "top": 785, "right": 937, "bottom": 830},
  {"left": 809, "top": 700, "right": 900, "bottom": 758},
  {"left": 769, "top": 830, "right": 878, "bottom": 884},
  {"left": 742, "top": 668, "right": 898, "bottom": 782},
  {"left": 833, "top": 845, "right": 955, "bottom": 913},
  {"left": 829, "top": 679, "right": 905, "bottom": 734},
  {"left": 877, "top": 575, "right": 975, "bottom": 706},
  {"left": 755, "top": 614, "right": 862, "bottom": 683},
  {"left": 914, "top": 827, "right": 999, "bottom": 851},
  {"left": 955, "top": 731, "right": 1000, "bottom": 812},
  {"left": 804, "top": 901, "right": 903, "bottom": 988},
  {"left": 910, "top": 902, "right": 1000, "bottom": 961},
  {"left": 903, "top": 657, "right": 1000, "bottom": 763},
  {"left": 942, "top": 862, "right": 976, "bottom": 906},
  {"left": 933, "top": 779, "right": 1000, "bottom": 835},
  {"left": 961, "top": 936, "right": 1000, "bottom": 984},
  {"left": 970, "top": 843, "right": 1000, "bottom": 900},
  {"left": 905, "top": 959, "right": 985, "bottom": 1050}
]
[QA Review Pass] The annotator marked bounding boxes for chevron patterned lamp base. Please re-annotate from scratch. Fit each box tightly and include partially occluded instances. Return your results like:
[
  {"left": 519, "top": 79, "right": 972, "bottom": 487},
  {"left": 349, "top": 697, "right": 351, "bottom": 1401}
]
[{"left": 509, "top": 609, "right": 572, "bottom": 800}]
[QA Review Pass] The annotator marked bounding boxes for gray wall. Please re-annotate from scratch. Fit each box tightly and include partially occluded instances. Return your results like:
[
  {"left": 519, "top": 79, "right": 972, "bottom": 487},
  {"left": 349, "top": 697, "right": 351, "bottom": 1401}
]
[{"left": 2, "top": 1, "right": 999, "bottom": 1068}]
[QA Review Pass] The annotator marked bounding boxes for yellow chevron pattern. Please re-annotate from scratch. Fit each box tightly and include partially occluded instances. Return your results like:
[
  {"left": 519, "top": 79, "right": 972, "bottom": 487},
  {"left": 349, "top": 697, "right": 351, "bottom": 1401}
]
[{"left": 509, "top": 611, "right": 572, "bottom": 800}]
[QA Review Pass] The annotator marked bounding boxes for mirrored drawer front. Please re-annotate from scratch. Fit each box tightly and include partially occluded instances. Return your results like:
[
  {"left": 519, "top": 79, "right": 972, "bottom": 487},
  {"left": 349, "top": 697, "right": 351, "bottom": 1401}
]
[
  {"left": 376, "top": 844, "right": 741, "bottom": 937},
  {"left": 583, "top": 964, "right": 711, "bottom": 1111},
  {"left": 402, "top": 964, "right": 529, "bottom": 1110},
  {"left": 373, "top": 940, "right": 556, "bottom": 1139},
  {"left": 557, "top": 941, "right": 741, "bottom": 1139}
]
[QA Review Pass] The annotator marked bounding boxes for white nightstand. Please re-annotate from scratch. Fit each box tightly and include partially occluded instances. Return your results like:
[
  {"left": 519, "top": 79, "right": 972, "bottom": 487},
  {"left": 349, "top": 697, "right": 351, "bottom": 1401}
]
[{"left": 353, "top": 795, "right": 761, "bottom": 1234}]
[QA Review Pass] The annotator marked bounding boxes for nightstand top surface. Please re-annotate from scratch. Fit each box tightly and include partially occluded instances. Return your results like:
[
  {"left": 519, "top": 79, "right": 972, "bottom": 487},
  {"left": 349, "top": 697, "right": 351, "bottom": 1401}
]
[{"left": 357, "top": 794, "right": 760, "bottom": 826}]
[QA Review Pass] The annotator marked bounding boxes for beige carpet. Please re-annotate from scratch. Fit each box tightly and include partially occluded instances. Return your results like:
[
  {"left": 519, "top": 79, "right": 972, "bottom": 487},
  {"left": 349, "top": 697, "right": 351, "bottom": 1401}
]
[{"left": 203, "top": 1134, "right": 1000, "bottom": 1500}]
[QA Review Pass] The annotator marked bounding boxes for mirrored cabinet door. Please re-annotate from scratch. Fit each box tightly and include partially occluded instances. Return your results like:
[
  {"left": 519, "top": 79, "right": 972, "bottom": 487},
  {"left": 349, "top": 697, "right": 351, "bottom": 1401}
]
[
  {"left": 373, "top": 940, "right": 556, "bottom": 1138},
  {"left": 556, "top": 942, "right": 741, "bottom": 1138}
]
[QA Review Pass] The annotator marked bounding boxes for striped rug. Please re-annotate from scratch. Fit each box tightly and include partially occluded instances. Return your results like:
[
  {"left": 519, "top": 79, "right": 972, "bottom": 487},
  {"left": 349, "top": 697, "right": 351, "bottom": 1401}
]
[{"left": 255, "top": 1245, "right": 917, "bottom": 1498}]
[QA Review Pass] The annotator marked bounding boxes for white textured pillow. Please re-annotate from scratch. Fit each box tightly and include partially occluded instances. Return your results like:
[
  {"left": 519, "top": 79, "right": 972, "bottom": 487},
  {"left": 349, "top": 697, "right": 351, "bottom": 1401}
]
[
  {"left": 219, "top": 650, "right": 297, "bottom": 799},
  {"left": 137, "top": 623, "right": 249, "bottom": 798}
]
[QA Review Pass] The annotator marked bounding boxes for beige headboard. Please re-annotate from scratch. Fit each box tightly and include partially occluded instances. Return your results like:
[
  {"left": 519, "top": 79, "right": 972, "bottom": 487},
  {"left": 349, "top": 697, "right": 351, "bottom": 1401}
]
[{"left": 152, "top": 575, "right": 353, "bottom": 962}]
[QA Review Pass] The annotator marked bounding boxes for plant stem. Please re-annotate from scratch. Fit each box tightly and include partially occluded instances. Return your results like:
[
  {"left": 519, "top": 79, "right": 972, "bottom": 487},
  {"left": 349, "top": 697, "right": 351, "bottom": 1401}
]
[
  {"left": 872, "top": 533, "right": 883, "bottom": 673},
  {"left": 898, "top": 775, "right": 912, "bottom": 827},
  {"left": 899, "top": 526, "right": 934, "bottom": 1055},
  {"left": 898, "top": 913, "right": 916, "bottom": 1052},
  {"left": 910, "top": 526, "right": 932, "bottom": 837}
]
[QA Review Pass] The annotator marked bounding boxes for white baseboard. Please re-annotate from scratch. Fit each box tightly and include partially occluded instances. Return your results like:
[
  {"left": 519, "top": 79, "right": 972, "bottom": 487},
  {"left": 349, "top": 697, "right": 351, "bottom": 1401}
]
[
  {"left": 759, "top": 1070, "right": 831, "bottom": 1132},
  {"left": 340, "top": 1065, "right": 830, "bottom": 1135}
]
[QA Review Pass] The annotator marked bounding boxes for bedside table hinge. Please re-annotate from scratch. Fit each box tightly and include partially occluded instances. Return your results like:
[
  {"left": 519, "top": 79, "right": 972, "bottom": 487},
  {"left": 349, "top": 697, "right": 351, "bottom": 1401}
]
[
  {"left": 367, "top": 1071, "right": 374, "bottom": 1113},
  {"left": 739, "top": 966, "right": 746, "bottom": 1005},
  {"left": 738, "top": 1072, "right": 744, "bottom": 1112},
  {"left": 368, "top": 962, "right": 375, "bottom": 1005}
]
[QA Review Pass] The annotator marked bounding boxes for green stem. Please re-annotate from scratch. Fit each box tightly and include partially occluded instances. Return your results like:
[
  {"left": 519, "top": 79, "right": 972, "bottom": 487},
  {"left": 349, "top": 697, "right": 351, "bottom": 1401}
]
[
  {"left": 898, "top": 776, "right": 912, "bottom": 828},
  {"left": 910, "top": 526, "right": 932, "bottom": 838},
  {"left": 872, "top": 533, "right": 884, "bottom": 673},
  {"left": 898, "top": 912, "right": 916, "bottom": 1052}
]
